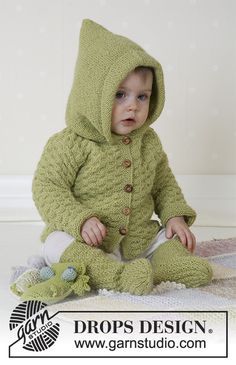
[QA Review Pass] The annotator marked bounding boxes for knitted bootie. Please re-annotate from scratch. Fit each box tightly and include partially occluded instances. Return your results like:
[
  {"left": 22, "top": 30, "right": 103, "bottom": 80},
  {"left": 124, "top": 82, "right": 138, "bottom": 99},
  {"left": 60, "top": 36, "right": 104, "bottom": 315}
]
[
  {"left": 151, "top": 238, "right": 213, "bottom": 287},
  {"left": 60, "top": 239, "right": 153, "bottom": 295},
  {"left": 117, "top": 258, "right": 153, "bottom": 295},
  {"left": 20, "top": 262, "right": 90, "bottom": 304}
]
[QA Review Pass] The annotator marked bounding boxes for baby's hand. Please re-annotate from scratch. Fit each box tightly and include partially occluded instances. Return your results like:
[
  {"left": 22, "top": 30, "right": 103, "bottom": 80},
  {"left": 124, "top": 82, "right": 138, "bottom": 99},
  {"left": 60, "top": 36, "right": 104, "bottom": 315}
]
[
  {"left": 165, "top": 216, "right": 196, "bottom": 253},
  {"left": 80, "top": 217, "right": 107, "bottom": 247}
]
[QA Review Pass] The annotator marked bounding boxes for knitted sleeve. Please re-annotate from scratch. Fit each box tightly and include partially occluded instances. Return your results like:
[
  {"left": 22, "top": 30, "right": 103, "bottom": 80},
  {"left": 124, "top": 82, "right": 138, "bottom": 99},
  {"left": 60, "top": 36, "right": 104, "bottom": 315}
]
[
  {"left": 151, "top": 134, "right": 196, "bottom": 227},
  {"left": 32, "top": 129, "right": 98, "bottom": 239}
]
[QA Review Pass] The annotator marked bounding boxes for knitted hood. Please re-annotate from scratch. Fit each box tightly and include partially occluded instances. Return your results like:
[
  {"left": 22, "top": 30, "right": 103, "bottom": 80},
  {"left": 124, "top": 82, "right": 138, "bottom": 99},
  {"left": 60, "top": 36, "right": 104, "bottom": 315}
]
[{"left": 65, "top": 19, "right": 165, "bottom": 144}]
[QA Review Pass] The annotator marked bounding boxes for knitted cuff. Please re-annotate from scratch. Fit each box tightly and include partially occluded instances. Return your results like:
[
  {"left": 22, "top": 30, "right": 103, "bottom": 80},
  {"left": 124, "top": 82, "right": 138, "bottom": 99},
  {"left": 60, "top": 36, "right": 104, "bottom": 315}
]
[{"left": 159, "top": 205, "right": 196, "bottom": 227}]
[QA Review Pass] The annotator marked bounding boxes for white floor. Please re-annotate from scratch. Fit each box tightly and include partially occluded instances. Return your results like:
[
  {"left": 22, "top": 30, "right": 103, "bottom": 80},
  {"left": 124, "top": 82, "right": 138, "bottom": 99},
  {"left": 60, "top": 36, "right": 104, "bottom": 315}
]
[{"left": 1, "top": 222, "right": 236, "bottom": 363}]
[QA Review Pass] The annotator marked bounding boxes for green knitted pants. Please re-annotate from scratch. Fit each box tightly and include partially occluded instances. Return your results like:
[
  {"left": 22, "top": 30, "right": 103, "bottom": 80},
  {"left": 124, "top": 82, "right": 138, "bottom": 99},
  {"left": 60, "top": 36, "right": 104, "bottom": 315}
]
[
  {"left": 60, "top": 239, "right": 153, "bottom": 295},
  {"left": 151, "top": 238, "right": 213, "bottom": 287}
]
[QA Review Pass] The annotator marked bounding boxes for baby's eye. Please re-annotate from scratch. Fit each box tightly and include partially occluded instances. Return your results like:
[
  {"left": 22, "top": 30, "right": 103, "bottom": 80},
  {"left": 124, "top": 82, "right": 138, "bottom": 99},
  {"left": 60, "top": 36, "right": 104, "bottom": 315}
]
[
  {"left": 115, "top": 91, "right": 126, "bottom": 99},
  {"left": 138, "top": 94, "right": 148, "bottom": 101}
]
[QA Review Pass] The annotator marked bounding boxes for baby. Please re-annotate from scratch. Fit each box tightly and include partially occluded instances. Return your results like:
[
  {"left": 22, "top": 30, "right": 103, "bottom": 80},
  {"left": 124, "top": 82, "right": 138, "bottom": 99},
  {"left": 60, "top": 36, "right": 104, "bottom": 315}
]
[
  {"left": 28, "top": 19, "right": 212, "bottom": 298},
  {"left": 83, "top": 67, "right": 196, "bottom": 251}
]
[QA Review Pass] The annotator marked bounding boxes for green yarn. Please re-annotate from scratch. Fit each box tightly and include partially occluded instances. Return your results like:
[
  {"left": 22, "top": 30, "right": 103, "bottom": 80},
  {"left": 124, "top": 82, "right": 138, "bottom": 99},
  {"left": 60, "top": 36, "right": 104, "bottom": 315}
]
[
  {"left": 11, "top": 20, "right": 212, "bottom": 304},
  {"left": 32, "top": 19, "right": 196, "bottom": 260},
  {"left": 65, "top": 19, "right": 165, "bottom": 144},
  {"left": 60, "top": 239, "right": 153, "bottom": 295},
  {"left": 19, "top": 262, "right": 90, "bottom": 304},
  {"left": 151, "top": 239, "right": 213, "bottom": 288},
  {"left": 10, "top": 268, "right": 42, "bottom": 297},
  {"left": 117, "top": 258, "right": 153, "bottom": 295}
]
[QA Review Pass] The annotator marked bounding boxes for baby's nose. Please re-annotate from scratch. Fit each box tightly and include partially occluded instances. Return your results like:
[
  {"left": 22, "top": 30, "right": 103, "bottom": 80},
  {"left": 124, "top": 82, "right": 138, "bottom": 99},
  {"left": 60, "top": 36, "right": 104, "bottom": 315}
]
[{"left": 127, "top": 98, "right": 138, "bottom": 111}]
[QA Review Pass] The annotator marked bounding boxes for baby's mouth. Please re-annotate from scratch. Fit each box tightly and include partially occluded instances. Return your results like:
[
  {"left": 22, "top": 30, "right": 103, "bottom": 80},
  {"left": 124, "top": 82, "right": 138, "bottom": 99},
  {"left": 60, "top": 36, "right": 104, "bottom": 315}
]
[{"left": 121, "top": 118, "right": 136, "bottom": 124}]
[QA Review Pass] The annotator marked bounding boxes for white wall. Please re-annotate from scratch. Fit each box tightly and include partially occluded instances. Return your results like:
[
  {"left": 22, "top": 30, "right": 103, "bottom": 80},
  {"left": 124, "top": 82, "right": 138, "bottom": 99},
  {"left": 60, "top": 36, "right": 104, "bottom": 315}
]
[{"left": 0, "top": 0, "right": 235, "bottom": 175}]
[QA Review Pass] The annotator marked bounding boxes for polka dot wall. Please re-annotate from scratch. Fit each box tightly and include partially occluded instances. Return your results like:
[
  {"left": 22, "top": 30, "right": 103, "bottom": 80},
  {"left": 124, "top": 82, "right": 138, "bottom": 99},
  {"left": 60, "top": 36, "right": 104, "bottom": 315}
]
[{"left": 0, "top": 0, "right": 235, "bottom": 174}]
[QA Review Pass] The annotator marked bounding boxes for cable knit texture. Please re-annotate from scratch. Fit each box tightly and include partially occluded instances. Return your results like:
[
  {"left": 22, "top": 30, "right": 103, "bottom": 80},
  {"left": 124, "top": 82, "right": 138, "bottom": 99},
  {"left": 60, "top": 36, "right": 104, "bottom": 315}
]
[{"left": 32, "top": 19, "right": 196, "bottom": 262}]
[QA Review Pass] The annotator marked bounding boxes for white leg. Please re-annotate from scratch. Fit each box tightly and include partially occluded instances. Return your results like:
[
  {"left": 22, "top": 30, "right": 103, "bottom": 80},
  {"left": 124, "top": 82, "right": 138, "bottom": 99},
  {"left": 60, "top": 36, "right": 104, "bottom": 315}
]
[{"left": 42, "top": 231, "right": 75, "bottom": 265}]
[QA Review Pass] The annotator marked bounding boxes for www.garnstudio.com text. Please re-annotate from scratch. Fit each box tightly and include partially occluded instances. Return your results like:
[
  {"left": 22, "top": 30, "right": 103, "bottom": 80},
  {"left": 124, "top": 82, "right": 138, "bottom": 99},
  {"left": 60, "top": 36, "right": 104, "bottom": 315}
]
[
  {"left": 73, "top": 319, "right": 208, "bottom": 351},
  {"left": 74, "top": 337, "right": 206, "bottom": 351}
]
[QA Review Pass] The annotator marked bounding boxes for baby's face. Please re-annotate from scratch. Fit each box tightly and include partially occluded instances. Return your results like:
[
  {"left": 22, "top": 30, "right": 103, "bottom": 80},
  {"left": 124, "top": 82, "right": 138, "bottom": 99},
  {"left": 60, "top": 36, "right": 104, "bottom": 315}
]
[{"left": 111, "top": 70, "right": 153, "bottom": 135}]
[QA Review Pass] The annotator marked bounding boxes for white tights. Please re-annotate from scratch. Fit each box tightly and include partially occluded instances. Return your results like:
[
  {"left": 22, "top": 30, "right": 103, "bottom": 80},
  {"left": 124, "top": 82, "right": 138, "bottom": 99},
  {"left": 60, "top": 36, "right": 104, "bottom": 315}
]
[{"left": 42, "top": 228, "right": 168, "bottom": 266}]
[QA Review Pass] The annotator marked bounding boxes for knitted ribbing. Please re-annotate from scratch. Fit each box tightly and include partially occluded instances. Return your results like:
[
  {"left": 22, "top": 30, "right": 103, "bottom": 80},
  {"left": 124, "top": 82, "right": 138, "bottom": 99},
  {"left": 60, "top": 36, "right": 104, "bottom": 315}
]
[
  {"left": 151, "top": 239, "right": 213, "bottom": 287},
  {"left": 60, "top": 239, "right": 153, "bottom": 295}
]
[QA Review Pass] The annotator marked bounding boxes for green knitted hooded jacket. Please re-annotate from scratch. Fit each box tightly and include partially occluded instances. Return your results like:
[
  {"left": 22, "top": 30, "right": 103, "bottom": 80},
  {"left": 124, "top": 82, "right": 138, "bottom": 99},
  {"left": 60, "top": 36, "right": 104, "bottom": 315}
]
[{"left": 32, "top": 19, "right": 196, "bottom": 260}]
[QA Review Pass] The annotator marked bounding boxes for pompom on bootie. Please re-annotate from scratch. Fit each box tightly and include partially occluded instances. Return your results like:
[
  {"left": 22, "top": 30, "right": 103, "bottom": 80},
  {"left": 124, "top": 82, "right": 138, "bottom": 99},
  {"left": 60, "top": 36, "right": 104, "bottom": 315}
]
[
  {"left": 60, "top": 240, "right": 154, "bottom": 295},
  {"left": 151, "top": 238, "right": 213, "bottom": 288},
  {"left": 10, "top": 262, "right": 90, "bottom": 304}
]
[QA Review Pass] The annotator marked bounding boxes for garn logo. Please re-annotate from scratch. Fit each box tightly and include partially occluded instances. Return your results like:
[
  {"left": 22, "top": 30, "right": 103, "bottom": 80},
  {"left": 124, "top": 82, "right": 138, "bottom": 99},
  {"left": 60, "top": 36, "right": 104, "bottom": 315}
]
[{"left": 9, "top": 301, "right": 60, "bottom": 352}]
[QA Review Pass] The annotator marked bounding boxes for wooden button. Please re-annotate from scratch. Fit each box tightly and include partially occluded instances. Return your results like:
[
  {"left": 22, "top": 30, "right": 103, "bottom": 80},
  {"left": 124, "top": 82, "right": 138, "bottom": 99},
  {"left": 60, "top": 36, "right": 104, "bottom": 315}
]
[
  {"left": 124, "top": 184, "right": 133, "bottom": 193},
  {"left": 122, "top": 136, "right": 131, "bottom": 145},
  {"left": 119, "top": 227, "right": 128, "bottom": 235},
  {"left": 122, "top": 159, "right": 131, "bottom": 168},
  {"left": 122, "top": 207, "right": 131, "bottom": 215}
]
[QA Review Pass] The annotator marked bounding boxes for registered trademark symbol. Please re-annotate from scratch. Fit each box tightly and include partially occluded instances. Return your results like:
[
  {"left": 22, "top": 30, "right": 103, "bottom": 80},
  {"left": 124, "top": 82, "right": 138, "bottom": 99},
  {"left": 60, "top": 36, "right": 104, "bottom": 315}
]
[{"left": 208, "top": 328, "right": 213, "bottom": 334}]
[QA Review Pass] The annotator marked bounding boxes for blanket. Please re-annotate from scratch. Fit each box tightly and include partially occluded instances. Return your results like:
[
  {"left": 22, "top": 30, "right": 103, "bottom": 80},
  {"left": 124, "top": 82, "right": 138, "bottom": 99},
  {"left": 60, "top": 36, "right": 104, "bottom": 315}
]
[{"left": 48, "top": 238, "right": 236, "bottom": 333}]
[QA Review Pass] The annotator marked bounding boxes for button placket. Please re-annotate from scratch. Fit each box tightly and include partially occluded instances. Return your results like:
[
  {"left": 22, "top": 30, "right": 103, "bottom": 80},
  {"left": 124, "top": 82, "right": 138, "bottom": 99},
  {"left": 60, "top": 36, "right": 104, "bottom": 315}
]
[{"left": 120, "top": 135, "right": 133, "bottom": 236}]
